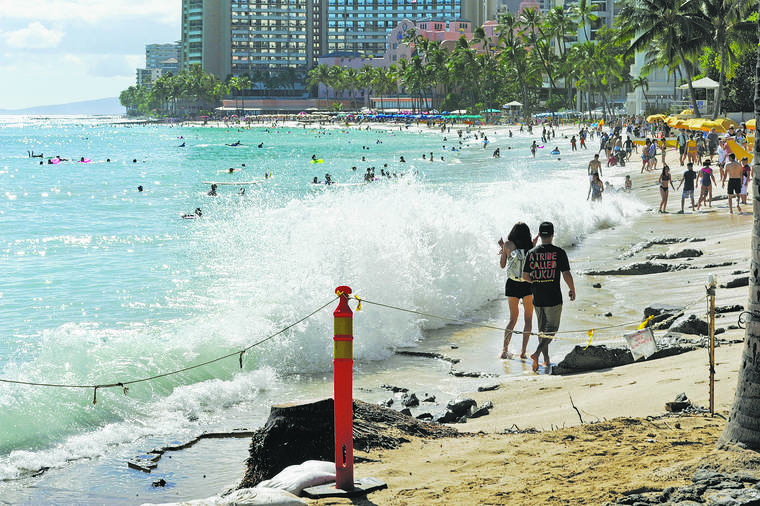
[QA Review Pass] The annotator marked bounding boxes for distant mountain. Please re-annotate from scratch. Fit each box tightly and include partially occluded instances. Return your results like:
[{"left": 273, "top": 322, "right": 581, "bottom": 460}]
[{"left": 0, "top": 97, "right": 125, "bottom": 116}]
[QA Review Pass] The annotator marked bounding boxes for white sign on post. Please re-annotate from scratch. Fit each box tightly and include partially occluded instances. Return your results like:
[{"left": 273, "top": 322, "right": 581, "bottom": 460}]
[{"left": 624, "top": 327, "right": 657, "bottom": 361}]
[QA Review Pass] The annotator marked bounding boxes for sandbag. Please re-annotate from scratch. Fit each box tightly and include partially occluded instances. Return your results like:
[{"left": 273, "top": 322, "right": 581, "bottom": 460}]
[
  {"left": 255, "top": 460, "right": 335, "bottom": 496},
  {"left": 144, "top": 486, "right": 306, "bottom": 506}
]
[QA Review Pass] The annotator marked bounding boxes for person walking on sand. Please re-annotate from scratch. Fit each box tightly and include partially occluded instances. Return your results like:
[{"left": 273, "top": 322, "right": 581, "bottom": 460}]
[
  {"left": 722, "top": 153, "right": 743, "bottom": 214},
  {"left": 499, "top": 223, "right": 538, "bottom": 359},
  {"left": 658, "top": 165, "right": 676, "bottom": 213},
  {"left": 676, "top": 162, "right": 697, "bottom": 213},
  {"left": 696, "top": 160, "right": 717, "bottom": 210},
  {"left": 522, "top": 222, "right": 576, "bottom": 373}
]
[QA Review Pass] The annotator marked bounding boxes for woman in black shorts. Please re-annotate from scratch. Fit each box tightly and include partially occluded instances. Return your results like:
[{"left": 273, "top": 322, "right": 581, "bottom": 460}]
[{"left": 499, "top": 222, "right": 537, "bottom": 359}]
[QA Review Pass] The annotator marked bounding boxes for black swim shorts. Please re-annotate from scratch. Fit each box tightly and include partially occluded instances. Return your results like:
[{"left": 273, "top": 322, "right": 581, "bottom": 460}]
[{"left": 727, "top": 178, "right": 742, "bottom": 195}]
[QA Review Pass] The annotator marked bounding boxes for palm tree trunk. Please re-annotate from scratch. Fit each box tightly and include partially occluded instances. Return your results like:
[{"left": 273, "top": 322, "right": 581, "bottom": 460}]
[
  {"left": 678, "top": 48, "right": 701, "bottom": 117},
  {"left": 719, "top": 12, "right": 760, "bottom": 451},
  {"left": 712, "top": 43, "right": 727, "bottom": 119}
]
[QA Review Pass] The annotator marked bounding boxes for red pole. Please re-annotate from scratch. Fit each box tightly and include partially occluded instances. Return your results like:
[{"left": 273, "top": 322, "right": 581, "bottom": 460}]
[{"left": 333, "top": 286, "right": 354, "bottom": 490}]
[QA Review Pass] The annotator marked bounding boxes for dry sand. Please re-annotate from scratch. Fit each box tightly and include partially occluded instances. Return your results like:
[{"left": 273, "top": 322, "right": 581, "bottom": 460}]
[{"left": 309, "top": 132, "right": 756, "bottom": 505}]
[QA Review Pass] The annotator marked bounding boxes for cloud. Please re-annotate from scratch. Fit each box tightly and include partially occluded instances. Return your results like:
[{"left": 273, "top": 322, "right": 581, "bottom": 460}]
[
  {"left": 90, "top": 54, "right": 142, "bottom": 78},
  {"left": 0, "top": 0, "right": 180, "bottom": 24},
  {"left": 4, "top": 22, "right": 64, "bottom": 49}
]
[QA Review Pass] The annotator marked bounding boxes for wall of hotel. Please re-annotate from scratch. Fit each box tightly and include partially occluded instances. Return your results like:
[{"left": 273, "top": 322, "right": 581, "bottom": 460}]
[{"left": 203, "top": 0, "right": 232, "bottom": 79}]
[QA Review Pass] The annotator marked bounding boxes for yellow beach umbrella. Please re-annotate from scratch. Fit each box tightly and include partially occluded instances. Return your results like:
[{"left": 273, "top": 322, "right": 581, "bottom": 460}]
[
  {"left": 745, "top": 119, "right": 755, "bottom": 131},
  {"left": 687, "top": 118, "right": 706, "bottom": 130},
  {"left": 714, "top": 117, "right": 737, "bottom": 130},
  {"left": 680, "top": 109, "right": 695, "bottom": 116},
  {"left": 700, "top": 120, "right": 726, "bottom": 133},
  {"left": 646, "top": 114, "right": 666, "bottom": 122}
]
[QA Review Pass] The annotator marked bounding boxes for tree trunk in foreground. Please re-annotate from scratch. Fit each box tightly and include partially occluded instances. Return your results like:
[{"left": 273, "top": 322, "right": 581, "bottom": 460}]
[{"left": 719, "top": 11, "right": 760, "bottom": 450}]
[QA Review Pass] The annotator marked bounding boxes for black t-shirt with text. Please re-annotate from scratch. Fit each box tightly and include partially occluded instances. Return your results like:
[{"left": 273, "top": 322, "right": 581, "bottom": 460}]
[
  {"left": 523, "top": 243, "right": 571, "bottom": 307},
  {"left": 682, "top": 170, "right": 697, "bottom": 191}
]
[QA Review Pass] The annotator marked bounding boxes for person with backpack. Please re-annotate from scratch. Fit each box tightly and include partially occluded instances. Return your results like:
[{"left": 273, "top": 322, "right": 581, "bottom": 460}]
[{"left": 499, "top": 222, "right": 538, "bottom": 359}]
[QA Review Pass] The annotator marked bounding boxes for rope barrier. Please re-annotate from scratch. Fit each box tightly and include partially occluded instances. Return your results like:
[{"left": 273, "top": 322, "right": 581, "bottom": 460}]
[
  {"left": 348, "top": 294, "right": 707, "bottom": 343},
  {"left": 0, "top": 297, "right": 338, "bottom": 403}
]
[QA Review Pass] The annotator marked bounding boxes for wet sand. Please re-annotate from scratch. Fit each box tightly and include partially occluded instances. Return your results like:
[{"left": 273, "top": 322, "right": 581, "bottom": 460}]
[{"left": 308, "top": 133, "right": 755, "bottom": 505}]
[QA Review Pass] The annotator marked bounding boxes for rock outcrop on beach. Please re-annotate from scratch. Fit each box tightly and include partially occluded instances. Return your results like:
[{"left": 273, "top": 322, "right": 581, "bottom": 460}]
[
  {"left": 647, "top": 248, "right": 703, "bottom": 260},
  {"left": 611, "top": 469, "right": 760, "bottom": 505},
  {"left": 238, "top": 398, "right": 458, "bottom": 489},
  {"left": 552, "top": 335, "right": 699, "bottom": 375},
  {"left": 586, "top": 262, "right": 687, "bottom": 276}
]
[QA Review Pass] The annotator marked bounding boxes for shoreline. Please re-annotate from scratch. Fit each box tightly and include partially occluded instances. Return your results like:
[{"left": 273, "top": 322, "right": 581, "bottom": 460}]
[
  {"left": 309, "top": 130, "right": 754, "bottom": 504},
  {"left": 4, "top": 121, "right": 754, "bottom": 504}
]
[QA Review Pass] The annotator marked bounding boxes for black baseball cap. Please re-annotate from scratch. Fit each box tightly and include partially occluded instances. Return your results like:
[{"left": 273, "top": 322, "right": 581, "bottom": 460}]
[{"left": 539, "top": 221, "right": 554, "bottom": 237}]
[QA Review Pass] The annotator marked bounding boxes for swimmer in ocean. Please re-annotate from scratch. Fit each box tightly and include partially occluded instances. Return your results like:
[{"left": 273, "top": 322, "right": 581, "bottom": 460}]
[
  {"left": 208, "top": 184, "right": 217, "bottom": 196},
  {"left": 226, "top": 141, "right": 241, "bottom": 147},
  {"left": 400, "top": 156, "right": 406, "bottom": 163},
  {"left": 178, "top": 142, "right": 186, "bottom": 147},
  {"left": 258, "top": 143, "right": 263, "bottom": 148},
  {"left": 182, "top": 208, "right": 202, "bottom": 219},
  {"left": 138, "top": 185, "right": 143, "bottom": 192}
]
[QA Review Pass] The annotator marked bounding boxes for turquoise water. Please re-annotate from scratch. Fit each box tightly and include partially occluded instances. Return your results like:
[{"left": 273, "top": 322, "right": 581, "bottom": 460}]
[{"left": 0, "top": 116, "right": 643, "bottom": 497}]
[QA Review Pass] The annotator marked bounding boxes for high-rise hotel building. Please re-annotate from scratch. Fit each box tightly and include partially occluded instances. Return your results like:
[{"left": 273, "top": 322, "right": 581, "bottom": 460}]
[{"left": 182, "top": 0, "right": 468, "bottom": 80}]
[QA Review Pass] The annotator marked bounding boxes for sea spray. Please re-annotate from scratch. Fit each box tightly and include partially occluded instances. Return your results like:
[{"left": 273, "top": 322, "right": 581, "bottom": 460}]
[{"left": 0, "top": 120, "right": 645, "bottom": 483}]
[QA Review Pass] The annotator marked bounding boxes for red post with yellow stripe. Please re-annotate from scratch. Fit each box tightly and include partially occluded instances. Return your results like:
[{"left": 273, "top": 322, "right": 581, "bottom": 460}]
[{"left": 333, "top": 286, "right": 354, "bottom": 490}]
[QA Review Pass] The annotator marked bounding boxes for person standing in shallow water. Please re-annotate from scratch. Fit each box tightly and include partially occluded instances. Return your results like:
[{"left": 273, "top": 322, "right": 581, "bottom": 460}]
[
  {"left": 499, "top": 222, "right": 538, "bottom": 360},
  {"left": 522, "top": 222, "right": 576, "bottom": 373}
]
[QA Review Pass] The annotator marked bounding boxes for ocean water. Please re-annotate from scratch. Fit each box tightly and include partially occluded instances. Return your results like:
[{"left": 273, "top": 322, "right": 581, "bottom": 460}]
[{"left": 0, "top": 116, "right": 645, "bottom": 499}]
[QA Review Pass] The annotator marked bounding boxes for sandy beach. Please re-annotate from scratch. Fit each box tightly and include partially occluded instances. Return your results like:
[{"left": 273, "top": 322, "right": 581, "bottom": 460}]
[{"left": 300, "top": 128, "right": 756, "bottom": 505}]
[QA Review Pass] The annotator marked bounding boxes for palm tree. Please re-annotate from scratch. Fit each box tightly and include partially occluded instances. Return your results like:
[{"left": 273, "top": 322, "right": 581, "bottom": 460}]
[
  {"left": 572, "top": 0, "right": 598, "bottom": 42},
  {"left": 618, "top": 0, "right": 710, "bottom": 116},
  {"left": 306, "top": 64, "right": 332, "bottom": 100},
  {"left": 631, "top": 75, "right": 650, "bottom": 109},
  {"left": 701, "top": 0, "right": 757, "bottom": 118},
  {"left": 719, "top": 4, "right": 760, "bottom": 449}
]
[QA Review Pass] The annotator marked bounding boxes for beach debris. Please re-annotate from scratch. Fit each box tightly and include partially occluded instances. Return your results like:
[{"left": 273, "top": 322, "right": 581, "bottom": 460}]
[
  {"left": 127, "top": 429, "right": 255, "bottom": 474},
  {"left": 450, "top": 370, "right": 497, "bottom": 378},
  {"left": 586, "top": 262, "right": 687, "bottom": 276},
  {"left": 477, "top": 384, "right": 499, "bottom": 392},
  {"left": 128, "top": 454, "right": 160, "bottom": 473},
  {"left": 665, "top": 393, "right": 692, "bottom": 412},
  {"left": 469, "top": 401, "right": 493, "bottom": 419},
  {"left": 716, "top": 305, "right": 745, "bottom": 314},
  {"left": 401, "top": 393, "right": 419, "bottom": 408},
  {"left": 668, "top": 314, "right": 709, "bottom": 336},
  {"left": 380, "top": 384, "right": 408, "bottom": 393},
  {"left": 396, "top": 350, "right": 460, "bottom": 364},
  {"left": 701, "top": 261, "right": 737, "bottom": 269},
  {"left": 239, "top": 399, "right": 458, "bottom": 489},
  {"left": 721, "top": 276, "right": 749, "bottom": 289},
  {"left": 447, "top": 398, "right": 477, "bottom": 418},
  {"left": 647, "top": 248, "right": 703, "bottom": 260},
  {"left": 619, "top": 237, "right": 705, "bottom": 259}
]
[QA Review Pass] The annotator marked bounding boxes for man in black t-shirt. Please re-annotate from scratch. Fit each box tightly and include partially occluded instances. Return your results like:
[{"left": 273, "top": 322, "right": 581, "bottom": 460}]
[
  {"left": 676, "top": 162, "right": 697, "bottom": 213},
  {"left": 522, "top": 222, "right": 576, "bottom": 373}
]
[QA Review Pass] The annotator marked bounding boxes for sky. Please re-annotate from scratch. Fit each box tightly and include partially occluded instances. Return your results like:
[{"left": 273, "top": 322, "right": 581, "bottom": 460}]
[{"left": 0, "top": 0, "right": 181, "bottom": 109}]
